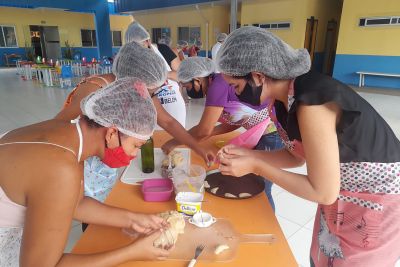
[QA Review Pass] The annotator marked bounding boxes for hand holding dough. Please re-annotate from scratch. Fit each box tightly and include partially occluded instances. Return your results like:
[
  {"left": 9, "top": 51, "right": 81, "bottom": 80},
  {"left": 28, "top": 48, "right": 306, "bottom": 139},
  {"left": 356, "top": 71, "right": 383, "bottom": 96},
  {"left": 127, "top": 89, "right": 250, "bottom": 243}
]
[{"left": 153, "top": 211, "right": 185, "bottom": 249}]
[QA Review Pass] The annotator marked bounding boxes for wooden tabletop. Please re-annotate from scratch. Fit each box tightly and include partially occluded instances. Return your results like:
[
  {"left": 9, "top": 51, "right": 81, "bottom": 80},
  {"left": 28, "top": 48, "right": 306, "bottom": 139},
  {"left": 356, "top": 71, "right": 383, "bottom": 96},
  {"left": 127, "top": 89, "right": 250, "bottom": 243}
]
[{"left": 72, "top": 131, "right": 297, "bottom": 267}]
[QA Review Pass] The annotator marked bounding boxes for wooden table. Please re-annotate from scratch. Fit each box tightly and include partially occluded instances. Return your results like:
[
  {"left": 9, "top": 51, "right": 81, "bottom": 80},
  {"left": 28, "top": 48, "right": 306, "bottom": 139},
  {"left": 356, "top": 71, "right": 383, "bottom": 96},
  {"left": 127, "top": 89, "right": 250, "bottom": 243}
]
[{"left": 72, "top": 131, "right": 297, "bottom": 267}]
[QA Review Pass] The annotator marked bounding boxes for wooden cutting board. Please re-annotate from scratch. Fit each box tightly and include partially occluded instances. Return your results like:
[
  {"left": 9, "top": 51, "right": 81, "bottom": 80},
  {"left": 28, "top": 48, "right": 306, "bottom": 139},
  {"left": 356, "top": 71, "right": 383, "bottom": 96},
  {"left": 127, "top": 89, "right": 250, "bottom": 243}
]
[{"left": 168, "top": 218, "right": 276, "bottom": 262}]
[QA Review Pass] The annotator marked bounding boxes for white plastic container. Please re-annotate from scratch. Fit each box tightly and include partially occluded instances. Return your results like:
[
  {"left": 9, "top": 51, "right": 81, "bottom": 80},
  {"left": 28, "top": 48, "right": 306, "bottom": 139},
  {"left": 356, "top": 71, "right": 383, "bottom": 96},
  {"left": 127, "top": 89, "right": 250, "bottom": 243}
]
[
  {"left": 172, "top": 164, "right": 206, "bottom": 194},
  {"left": 175, "top": 192, "right": 204, "bottom": 216}
]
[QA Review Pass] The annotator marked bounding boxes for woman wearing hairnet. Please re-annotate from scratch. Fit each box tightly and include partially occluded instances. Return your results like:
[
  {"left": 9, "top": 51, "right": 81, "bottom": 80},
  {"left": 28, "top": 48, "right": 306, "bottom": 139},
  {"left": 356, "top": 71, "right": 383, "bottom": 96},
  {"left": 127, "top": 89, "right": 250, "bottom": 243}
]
[
  {"left": 216, "top": 27, "right": 400, "bottom": 267},
  {"left": 0, "top": 78, "right": 173, "bottom": 266},
  {"left": 162, "top": 57, "right": 283, "bottom": 209},
  {"left": 56, "top": 41, "right": 213, "bottom": 231},
  {"left": 122, "top": 22, "right": 213, "bottom": 162}
]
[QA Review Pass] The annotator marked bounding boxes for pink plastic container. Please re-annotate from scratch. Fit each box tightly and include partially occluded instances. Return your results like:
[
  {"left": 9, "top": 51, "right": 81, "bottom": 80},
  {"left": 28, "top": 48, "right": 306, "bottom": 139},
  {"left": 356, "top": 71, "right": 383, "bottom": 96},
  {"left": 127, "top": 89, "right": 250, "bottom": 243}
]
[{"left": 141, "top": 178, "right": 173, "bottom": 202}]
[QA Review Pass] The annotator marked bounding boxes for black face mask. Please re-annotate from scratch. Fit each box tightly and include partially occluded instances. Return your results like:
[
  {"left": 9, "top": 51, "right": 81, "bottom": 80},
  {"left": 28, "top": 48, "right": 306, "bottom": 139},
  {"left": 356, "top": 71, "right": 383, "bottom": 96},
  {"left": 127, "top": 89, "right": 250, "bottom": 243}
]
[
  {"left": 236, "top": 82, "right": 262, "bottom": 106},
  {"left": 186, "top": 80, "right": 204, "bottom": 99}
]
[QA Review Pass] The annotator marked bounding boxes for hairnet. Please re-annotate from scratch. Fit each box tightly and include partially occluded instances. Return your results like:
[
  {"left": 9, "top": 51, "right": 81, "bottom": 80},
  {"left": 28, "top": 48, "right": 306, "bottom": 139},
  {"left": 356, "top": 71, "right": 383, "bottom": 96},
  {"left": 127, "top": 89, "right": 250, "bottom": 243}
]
[
  {"left": 112, "top": 41, "right": 167, "bottom": 88},
  {"left": 158, "top": 36, "right": 172, "bottom": 46},
  {"left": 216, "top": 33, "right": 227, "bottom": 42},
  {"left": 125, "top": 21, "right": 150, "bottom": 44},
  {"left": 177, "top": 40, "right": 188, "bottom": 49},
  {"left": 177, "top": 57, "right": 215, "bottom": 83},
  {"left": 216, "top": 26, "right": 311, "bottom": 79},
  {"left": 81, "top": 77, "right": 156, "bottom": 140},
  {"left": 195, "top": 40, "right": 202, "bottom": 48}
]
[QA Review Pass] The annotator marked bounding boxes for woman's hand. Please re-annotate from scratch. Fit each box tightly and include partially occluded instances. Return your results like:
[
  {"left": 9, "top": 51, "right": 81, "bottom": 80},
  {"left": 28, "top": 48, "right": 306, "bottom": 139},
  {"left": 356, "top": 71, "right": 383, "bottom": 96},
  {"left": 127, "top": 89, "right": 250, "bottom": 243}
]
[
  {"left": 161, "top": 139, "right": 180, "bottom": 155},
  {"left": 127, "top": 213, "right": 168, "bottom": 235},
  {"left": 196, "top": 146, "right": 216, "bottom": 167},
  {"left": 218, "top": 145, "right": 258, "bottom": 176},
  {"left": 129, "top": 230, "right": 173, "bottom": 261}
]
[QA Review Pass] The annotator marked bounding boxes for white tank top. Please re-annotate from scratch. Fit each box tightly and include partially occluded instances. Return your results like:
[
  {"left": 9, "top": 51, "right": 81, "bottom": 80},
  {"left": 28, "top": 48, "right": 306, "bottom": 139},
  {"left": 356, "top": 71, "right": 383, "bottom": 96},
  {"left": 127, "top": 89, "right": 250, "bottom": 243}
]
[
  {"left": 0, "top": 118, "right": 83, "bottom": 266},
  {"left": 154, "top": 79, "right": 186, "bottom": 130}
]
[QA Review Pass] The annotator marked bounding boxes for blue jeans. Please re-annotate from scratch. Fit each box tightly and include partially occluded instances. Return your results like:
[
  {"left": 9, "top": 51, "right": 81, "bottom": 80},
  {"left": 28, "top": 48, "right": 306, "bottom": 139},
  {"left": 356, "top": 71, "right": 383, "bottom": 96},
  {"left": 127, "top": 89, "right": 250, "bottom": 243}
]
[{"left": 254, "top": 131, "right": 284, "bottom": 211}]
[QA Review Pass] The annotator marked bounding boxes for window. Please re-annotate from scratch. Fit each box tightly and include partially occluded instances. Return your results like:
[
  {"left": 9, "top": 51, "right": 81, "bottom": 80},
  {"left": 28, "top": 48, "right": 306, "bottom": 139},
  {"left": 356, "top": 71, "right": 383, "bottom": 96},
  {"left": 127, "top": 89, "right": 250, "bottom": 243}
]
[
  {"left": 259, "top": 22, "right": 291, "bottom": 30},
  {"left": 359, "top": 16, "right": 400, "bottom": 27},
  {"left": 81, "top": 29, "right": 97, "bottom": 47},
  {"left": 151, "top": 27, "right": 170, "bottom": 44},
  {"left": 178, "top": 26, "right": 200, "bottom": 44},
  {"left": 112, "top": 31, "right": 122, "bottom": 46},
  {"left": 0, "top": 25, "right": 18, "bottom": 47}
]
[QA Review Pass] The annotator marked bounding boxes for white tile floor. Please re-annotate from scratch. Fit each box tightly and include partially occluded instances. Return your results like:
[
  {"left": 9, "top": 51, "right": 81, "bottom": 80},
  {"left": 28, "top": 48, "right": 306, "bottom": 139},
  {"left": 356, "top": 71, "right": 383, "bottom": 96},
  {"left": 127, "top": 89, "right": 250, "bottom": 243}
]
[{"left": 1, "top": 68, "right": 399, "bottom": 266}]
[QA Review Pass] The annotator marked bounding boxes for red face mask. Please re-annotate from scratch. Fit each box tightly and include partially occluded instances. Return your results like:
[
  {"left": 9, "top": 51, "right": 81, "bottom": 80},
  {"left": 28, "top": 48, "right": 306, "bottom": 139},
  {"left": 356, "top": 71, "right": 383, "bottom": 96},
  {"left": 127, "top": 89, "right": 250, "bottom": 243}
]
[{"left": 102, "top": 132, "right": 135, "bottom": 168}]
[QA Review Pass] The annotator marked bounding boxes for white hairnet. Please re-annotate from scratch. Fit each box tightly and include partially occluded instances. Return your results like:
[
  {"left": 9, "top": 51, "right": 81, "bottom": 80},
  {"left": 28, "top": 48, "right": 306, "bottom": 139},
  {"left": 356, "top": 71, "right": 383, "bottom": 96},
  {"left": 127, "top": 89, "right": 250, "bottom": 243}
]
[
  {"left": 125, "top": 21, "right": 150, "bottom": 44},
  {"left": 216, "top": 26, "right": 311, "bottom": 79},
  {"left": 195, "top": 40, "right": 202, "bottom": 48},
  {"left": 81, "top": 77, "right": 156, "bottom": 140},
  {"left": 216, "top": 33, "right": 227, "bottom": 43},
  {"left": 177, "top": 40, "right": 188, "bottom": 49},
  {"left": 112, "top": 41, "right": 167, "bottom": 88},
  {"left": 158, "top": 36, "right": 172, "bottom": 46},
  {"left": 177, "top": 57, "right": 215, "bottom": 83}
]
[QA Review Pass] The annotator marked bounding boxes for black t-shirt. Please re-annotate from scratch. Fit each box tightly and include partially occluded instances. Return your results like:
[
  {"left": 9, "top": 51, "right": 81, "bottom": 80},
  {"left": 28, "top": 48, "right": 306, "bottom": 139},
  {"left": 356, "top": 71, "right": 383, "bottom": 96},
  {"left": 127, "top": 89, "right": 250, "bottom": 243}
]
[
  {"left": 157, "top": 44, "right": 177, "bottom": 68},
  {"left": 274, "top": 70, "right": 400, "bottom": 163}
]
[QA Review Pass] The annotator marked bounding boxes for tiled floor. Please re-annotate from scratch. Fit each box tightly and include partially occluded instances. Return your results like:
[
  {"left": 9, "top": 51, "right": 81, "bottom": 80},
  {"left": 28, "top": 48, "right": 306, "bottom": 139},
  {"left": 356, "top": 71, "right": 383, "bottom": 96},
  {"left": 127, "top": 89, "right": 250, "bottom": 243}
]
[{"left": 1, "top": 68, "right": 399, "bottom": 266}]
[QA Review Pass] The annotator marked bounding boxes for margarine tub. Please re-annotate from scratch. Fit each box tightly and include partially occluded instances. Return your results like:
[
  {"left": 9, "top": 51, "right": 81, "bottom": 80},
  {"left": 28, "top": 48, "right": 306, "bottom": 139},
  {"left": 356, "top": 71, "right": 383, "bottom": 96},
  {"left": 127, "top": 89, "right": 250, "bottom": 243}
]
[{"left": 175, "top": 192, "right": 204, "bottom": 215}]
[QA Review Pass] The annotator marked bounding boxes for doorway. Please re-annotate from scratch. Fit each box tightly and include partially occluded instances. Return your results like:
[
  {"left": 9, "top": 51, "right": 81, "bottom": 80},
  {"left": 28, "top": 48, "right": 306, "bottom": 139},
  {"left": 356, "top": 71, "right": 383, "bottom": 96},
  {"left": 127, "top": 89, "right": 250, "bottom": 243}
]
[
  {"left": 322, "top": 20, "right": 338, "bottom": 76},
  {"left": 29, "top": 25, "right": 61, "bottom": 60},
  {"left": 304, "top": 16, "right": 318, "bottom": 64}
]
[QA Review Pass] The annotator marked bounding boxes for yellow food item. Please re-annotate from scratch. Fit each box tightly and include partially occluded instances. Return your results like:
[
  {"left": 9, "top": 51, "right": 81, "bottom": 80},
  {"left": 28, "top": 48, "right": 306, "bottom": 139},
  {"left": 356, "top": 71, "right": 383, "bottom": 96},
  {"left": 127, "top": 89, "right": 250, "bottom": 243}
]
[
  {"left": 214, "top": 244, "right": 230, "bottom": 255},
  {"left": 161, "top": 150, "right": 184, "bottom": 168},
  {"left": 239, "top": 193, "right": 252, "bottom": 198}
]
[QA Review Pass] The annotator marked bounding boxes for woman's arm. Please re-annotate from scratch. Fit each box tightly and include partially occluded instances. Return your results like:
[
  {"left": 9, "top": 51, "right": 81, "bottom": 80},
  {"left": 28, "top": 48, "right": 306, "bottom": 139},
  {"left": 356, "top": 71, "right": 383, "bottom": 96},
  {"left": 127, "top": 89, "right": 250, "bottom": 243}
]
[
  {"left": 153, "top": 97, "right": 214, "bottom": 164},
  {"left": 210, "top": 123, "right": 241, "bottom": 136},
  {"left": 167, "top": 71, "right": 178, "bottom": 82},
  {"left": 219, "top": 102, "right": 341, "bottom": 205},
  {"left": 20, "top": 161, "right": 169, "bottom": 267},
  {"left": 74, "top": 196, "right": 166, "bottom": 234},
  {"left": 161, "top": 106, "right": 223, "bottom": 153}
]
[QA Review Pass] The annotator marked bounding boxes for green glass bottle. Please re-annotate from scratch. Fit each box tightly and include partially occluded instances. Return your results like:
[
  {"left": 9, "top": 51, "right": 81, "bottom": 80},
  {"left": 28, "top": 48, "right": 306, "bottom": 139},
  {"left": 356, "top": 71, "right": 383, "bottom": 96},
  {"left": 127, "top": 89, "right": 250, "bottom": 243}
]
[{"left": 141, "top": 137, "right": 154, "bottom": 173}]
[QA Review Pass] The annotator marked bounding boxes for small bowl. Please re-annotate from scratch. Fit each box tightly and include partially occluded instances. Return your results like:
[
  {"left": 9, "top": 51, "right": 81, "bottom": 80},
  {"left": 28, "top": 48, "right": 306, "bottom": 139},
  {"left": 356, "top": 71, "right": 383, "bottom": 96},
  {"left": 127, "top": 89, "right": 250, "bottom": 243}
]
[
  {"left": 188, "top": 212, "right": 217, "bottom": 228},
  {"left": 175, "top": 192, "right": 204, "bottom": 215},
  {"left": 141, "top": 178, "right": 173, "bottom": 202}
]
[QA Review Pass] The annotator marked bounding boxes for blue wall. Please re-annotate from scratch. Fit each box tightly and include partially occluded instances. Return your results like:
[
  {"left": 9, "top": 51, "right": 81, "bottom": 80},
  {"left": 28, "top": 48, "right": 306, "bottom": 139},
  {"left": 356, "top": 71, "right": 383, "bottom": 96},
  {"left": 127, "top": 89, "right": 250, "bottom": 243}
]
[
  {"left": 333, "top": 54, "right": 400, "bottom": 90},
  {"left": 115, "top": 0, "right": 214, "bottom": 12},
  {"left": 0, "top": 48, "right": 26, "bottom": 66}
]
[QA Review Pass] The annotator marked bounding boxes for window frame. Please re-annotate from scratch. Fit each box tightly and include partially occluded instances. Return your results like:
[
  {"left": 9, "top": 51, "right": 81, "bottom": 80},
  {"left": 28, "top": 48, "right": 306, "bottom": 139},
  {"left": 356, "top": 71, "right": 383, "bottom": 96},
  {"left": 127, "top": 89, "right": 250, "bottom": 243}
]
[
  {"left": 111, "top": 30, "right": 122, "bottom": 47},
  {"left": 177, "top": 26, "right": 201, "bottom": 44},
  {"left": 151, "top": 27, "right": 171, "bottom": 44},
  {"left": 80, "top": 29, "right": 97, "bottom": 47},
  {"left": 259, "top": 21, "right": 291, "bottom": 30},
  {"left": 359, "top": 16, "right": 400, "bottom": 27},
  {"left": 0, "top": 25, "right": 18, "bottom": 48}
]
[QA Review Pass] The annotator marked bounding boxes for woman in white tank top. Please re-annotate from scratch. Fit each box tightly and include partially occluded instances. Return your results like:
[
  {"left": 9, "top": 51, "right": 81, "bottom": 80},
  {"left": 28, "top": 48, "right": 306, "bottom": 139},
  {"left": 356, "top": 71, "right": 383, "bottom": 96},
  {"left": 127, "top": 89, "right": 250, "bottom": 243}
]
[{"left": 0, "top": 78, "right": 172, "bottom": 267}]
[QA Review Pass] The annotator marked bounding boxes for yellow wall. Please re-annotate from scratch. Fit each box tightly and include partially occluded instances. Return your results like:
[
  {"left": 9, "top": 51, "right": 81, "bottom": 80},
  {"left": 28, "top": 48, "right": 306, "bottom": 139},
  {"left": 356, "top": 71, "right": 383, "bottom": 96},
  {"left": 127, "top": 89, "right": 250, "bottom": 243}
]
[
  {"left": 132, "top": 4, "right": 230, "bottom": 50},
  {"left": 240, "top": 0, "right": 309, "bottom": 49},
  {"left": 241, "top": 0, "right": 341, "bottom": 52},
  {"left": 336, "top": 0, "right": 400, "bottom": 56},
  {"left": 110, "top": 15, "right": 134, "bottom": 45},
  {"left": 0, "top": 6, "right": 132, "bottom": 47}
]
